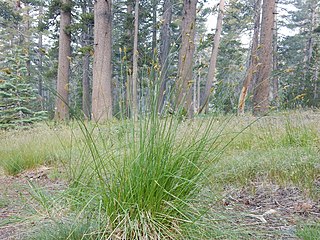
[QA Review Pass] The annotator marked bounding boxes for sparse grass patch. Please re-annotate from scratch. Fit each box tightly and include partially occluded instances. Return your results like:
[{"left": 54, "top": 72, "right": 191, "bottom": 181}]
[
  {"left": 0, "top": 196, "right": 9, "bottom": 208},
  {"left": 26, "top": 220, "right": 99, "bottom": 240},
  {"left": 211, "top": 146, "right": 319, "bottom": 196},
  {"left": 209, "top": 113, "right": 320, "bottom": 197},
  {"left": 0, "top": 124, "right": 74, "bottom": 175}
]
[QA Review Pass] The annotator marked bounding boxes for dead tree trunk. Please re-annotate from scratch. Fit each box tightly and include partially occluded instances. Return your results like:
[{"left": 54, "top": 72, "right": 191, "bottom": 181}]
[
  {"left": 238, "top": 0, "right": 261, "bottom": 115},
  {"left": 199, "top": 0, "right": 225, "bottom": 114}
]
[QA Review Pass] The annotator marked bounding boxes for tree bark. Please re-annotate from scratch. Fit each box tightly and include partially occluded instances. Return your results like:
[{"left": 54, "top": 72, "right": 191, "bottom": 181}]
[
  {"left": 238, "top": 0, "right": 262, "bottom": 115},
  {"left": 92, "top": 0, "right": 113, "bottom": 122},
  {"left": 131, "top": 0, "right": 139, "bottom": 120},
  {"left": 54, "top": 0, "right": 71, "bottom": 121},
  {"left": 200, "top": 0, "right": 225, "bottom": 114},
  {"left": 157, "top": 0, "right": 172, "bottom": 113},
  {"left": 176, "top": 0, "right": 197, "bottom": 117},
  {"left": 253, "top": 0, "right": 275, "bottom": 116}
]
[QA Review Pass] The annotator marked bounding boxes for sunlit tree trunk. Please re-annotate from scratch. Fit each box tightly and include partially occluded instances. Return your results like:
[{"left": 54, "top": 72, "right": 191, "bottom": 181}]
[
  {"left": 92, "top": 0, "right": 113, "bottom": 122},
  {"left": 253, "top": 0, "right": 275, "bottom": 116},
  {"left": 200, "top": 0, "right": 225, "bottom": 114},
  {"left": 176, "top": 0, "right": 197, "bottom": 117},
  {"left": 54, "top": 0, "right": 71, "bottom": 121},
  {"left": 238, "top": 0, "right": 261, "bottom": 115}
]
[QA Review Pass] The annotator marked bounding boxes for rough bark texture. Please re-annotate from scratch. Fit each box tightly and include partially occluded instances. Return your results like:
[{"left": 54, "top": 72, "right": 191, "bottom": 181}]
[
  {"left": 238, "top": 0, "right": 261, "bottom": 115},
  {"left": 54, "top": 0, "right": 71, "bottom": 121},
  {"left": 132, "top": 0, "right": 139, "bottom": 120},
  {"left": 176, "top": 0, "right": 197, "bottom": 117},
  {"left": 200, "top": 0, "right": 225, "bottom": 114},
  {"left": 158, "top": 0, "right": 172, "bottom": 113},
  {"left": 253, "top": 0, "right": 275, "bottom": 116},
  {"left": 92, "top": 0, "right": 113, "bottom": 122}
]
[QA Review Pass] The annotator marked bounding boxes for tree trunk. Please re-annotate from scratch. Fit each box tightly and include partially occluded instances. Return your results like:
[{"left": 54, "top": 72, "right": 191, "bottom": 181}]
[
  {"left": 176, "top": 0, "right": 197, "bottom": 117},
  {"left": 38, "top": 4, "right": 43, "bottom": 99},
  {"left": 125, "top": 0, "right": 133, "bottom": 117},
  {"left": 312, "top": 0, "right": 319, "bottom": 105},
  {"left": 302, "top": 0, "right": 317, "bottom": 85},
  {"left": 314, "top": 51, "right": 319, "bottom": 104},
  {"left": 238, "top": 0, "right": 262, "bottom": 115},
  {"left": 253, "top": 0, "right": 275, "bottom": 116},
  {"left": 157, "top": 0, "right": 172, "bottom": 113},
  {"left": 272, "top": 2, "right": 279, "bottom": 108},
  {"left": 82, "top": 51, "right": 90, "bottom": 119},
  {"left": 54, "top": 0, "right": 71, "bottom": 121},
  {"left": 81, "top": 2, "right": 92, "bottom": 120},
  {"left": 200, "top": 0, "right": 225, "bottom": 114},
  {"left": 25, "top": 4, "right": 31, "bottom": 81},
  {"left": 37, "top": 3, "right": 45, "bottom": 111},
  {"left": 152, "top": 0, "right": 157, "bottom": 52},
  {"left": 92, "top": 0, "right": 113, "bottom": 122},
  {"left": 132, "top": 0, "right": 139, "bottom": 120}
]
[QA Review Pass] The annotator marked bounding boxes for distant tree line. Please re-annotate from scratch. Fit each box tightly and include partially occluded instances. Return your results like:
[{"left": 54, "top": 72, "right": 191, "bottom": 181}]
[{"left": 0, "top": 0, "right": 319, "bottom": 127}]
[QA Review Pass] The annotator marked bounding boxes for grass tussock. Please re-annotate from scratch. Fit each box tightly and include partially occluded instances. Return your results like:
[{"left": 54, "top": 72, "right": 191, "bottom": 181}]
[{"left": 61, "top": 113, "right": 219, "bottom": 239}]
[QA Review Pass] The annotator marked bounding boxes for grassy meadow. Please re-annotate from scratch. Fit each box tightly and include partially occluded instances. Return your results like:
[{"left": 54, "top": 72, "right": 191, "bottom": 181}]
[{"left": 0, "top": 111, "right": 319, "bottom": 239}]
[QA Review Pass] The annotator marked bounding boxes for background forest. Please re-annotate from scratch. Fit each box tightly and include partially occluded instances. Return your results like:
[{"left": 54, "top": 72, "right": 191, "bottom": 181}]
[{"left": 0, "top": 0, "right": 319, "bottom": 127}]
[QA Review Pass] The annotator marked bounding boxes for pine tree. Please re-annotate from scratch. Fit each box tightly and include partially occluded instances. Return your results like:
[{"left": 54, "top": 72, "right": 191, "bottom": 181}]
[{"left": 0, "top": 50, "right": 47, "bottom": 129}]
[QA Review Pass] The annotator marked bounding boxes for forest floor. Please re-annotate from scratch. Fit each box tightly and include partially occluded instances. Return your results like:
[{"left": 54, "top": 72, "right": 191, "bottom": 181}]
[
  {"left": 210, "top": 181, "right": 320, "bottom": 239},
  {"left": 0, "top": 168, "right": 319, "bottom": 239},
  {"left": 0, "top": 167, "right": 66, "bottom": 239},
  {"left": 0, "top": 112, "right": 320, "bottom": 239}
]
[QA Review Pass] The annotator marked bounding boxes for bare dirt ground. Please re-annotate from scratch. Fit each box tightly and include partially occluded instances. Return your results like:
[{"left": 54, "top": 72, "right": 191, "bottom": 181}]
[
  {"left": 213, "top": 180, "right": 320, "bottom": 239},
  {"left": 0, "top": 168, "right": 319, "bottom": 239},
  {"left": 0, "top": 167, "right": 66, "bottom": 240}
]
